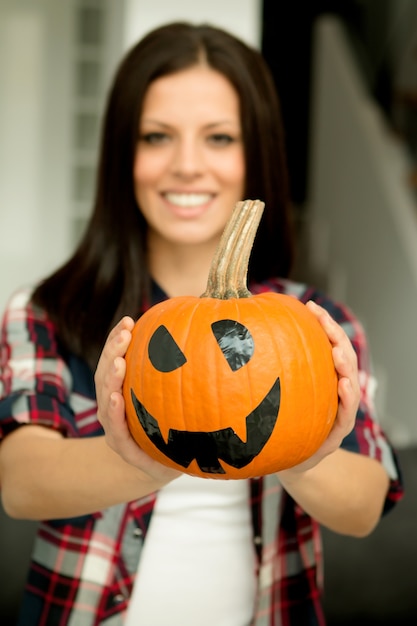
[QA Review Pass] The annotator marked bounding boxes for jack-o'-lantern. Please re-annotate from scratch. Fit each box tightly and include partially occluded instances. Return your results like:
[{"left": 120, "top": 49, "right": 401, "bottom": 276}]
[{"left": 123, "top": 200, "right": 338, "bottom": 478}]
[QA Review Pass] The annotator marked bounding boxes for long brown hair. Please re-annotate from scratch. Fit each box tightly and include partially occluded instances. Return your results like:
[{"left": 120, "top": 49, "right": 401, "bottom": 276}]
[{"left": 32, "top": 22, "right": 294, "bottom": 369}]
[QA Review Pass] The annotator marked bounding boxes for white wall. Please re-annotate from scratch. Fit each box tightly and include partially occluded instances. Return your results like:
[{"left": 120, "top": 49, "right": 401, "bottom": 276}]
[
  {"left": 0, "top": 10, "right": 44, "bottom": 268},
  {"left": 306, "top": 16, "right": 417, "bottom": 446},
  {"left": 122, "top": 0, "right": 261, "bottom": 50},
  {"left": 0, "top": 0, "right": 74, "bottom": 313}
]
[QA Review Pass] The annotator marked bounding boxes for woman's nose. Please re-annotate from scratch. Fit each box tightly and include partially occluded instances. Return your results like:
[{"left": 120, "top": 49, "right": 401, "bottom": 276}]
[{"left": 171, "top": 138, "right": 204, "bottom": 178}]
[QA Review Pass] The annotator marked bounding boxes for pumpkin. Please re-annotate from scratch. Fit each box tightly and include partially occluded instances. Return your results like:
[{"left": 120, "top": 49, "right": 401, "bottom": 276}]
[{"left": 123, "top": 199, "right": 338, "bottom": 478}]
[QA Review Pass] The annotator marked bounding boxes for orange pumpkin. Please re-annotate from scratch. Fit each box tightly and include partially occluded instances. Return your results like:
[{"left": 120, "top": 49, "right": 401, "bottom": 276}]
[{"left": 123, "top": 200, "right": 338, "bottom": 478}]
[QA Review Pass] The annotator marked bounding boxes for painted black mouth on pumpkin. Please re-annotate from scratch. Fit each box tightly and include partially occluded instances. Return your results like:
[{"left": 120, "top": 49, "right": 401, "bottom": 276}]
[{"left": 130, "top": 377, "right": 281, "bottom": 474}]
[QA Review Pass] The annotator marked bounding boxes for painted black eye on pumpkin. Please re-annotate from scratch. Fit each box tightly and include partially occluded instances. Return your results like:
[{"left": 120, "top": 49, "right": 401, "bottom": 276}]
[
  {"left": 211, "top": 319, "right": 254, "bottom": 371},
  {"left": 148, "top": 325, "right": 187, "bottom": 372}
]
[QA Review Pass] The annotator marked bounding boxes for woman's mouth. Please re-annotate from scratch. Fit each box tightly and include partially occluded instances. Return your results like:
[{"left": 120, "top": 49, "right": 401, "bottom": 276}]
[{"left": 164, "top": 192, "right": 213, "bottom": 208}]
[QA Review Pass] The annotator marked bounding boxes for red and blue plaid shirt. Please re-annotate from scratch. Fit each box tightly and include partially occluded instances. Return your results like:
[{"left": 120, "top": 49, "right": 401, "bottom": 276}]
[{"left": 0, "top": 278, "right": 403, "bottom": 626}]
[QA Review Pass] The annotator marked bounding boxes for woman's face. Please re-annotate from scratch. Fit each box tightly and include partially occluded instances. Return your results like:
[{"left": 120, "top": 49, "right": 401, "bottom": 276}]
[{"left": 133, "top": 64, "right": 245, "bottom": 249}]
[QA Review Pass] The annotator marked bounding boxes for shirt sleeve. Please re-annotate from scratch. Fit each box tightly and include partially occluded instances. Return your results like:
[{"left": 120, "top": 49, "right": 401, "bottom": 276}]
[
  {"left": 0, "top": 287, "right": 76, "bottom": 441},
  {"left": 308, "top": 288, "right": 404, "bottom": 514}
]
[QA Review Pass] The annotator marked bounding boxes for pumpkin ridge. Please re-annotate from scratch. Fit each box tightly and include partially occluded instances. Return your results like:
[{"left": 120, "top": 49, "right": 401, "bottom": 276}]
[
  {"left": 142, "top": 302, "right": 173, "bottom": 444},
  {"left": 251, "top": 295, "right": 285, "bottom": 401},
  {"left": 180, "top": 297, "right": 207, "bottom": 432},
  {"left": 281, "top": 300, "right": 319, "bottom": 453}
]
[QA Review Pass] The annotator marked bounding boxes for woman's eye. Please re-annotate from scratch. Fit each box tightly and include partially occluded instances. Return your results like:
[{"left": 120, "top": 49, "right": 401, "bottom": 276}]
[
  {"left": 208, "top": 133, "right": 236, "bottom": 146},
  {"left": 139, "top": 132, "right": 169, "bottom": 145}
]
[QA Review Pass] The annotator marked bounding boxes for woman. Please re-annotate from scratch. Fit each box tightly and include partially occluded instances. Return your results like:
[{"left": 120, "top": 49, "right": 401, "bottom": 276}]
[{"left": 0, "top": 22, "right": 403, "bottom": 626}]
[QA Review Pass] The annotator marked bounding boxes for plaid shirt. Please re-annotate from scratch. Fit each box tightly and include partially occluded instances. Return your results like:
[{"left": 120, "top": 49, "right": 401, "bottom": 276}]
[{"left": 0, "top": 279, "right": 403, "bottom": 626}]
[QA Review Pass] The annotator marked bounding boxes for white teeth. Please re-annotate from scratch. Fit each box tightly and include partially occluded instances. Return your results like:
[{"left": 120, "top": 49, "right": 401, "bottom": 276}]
[{"left": 165, "top": 193, "right": 212, "bottom": 207}]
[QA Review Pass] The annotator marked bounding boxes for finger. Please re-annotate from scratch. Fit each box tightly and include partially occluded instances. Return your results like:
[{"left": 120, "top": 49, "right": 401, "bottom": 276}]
[
  {"left": 99, "top": 317, "right": 135, "bottom": 367},
  {"left": 336, "top": 377, "right": 358, "bottom": 432},
  {"left": 106, "top": 390, "right": 129, "bottom": 438},
  {"left": 338, "top": 375, "right": 357, "bottom": 406},
  {"left": 306, "top": 300, "right": 356, "bottom": 380},
  {"left": 306, "top": 301, "right": 350, "bottom": 348},
  {"left": 95, "top": 317, "right": 134, "bottom": 387},
  {"left": 96, "top": 356, "right": 127, "bottom": 421},
  {"left": 332, "top": 343, "right": 360, "bottom": 423},
  {"left": 104, "top": 390, "right": 165, "bottom": 472},
  {"left": 332, "top": 345, "right": 357, "bottom": 382},
  {"left": 323, "top": 378, "right": 357, "bottom": 444},
  {"left": 107, "top": 319, "right": 135, "bottom": 360},
  {"left": 106, "top": 316, "right": 135, "bottom": 343}
]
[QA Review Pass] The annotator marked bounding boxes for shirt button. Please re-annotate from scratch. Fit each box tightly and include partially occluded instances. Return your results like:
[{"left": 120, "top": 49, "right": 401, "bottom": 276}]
[
  {"left": 113, "top": 593, "right": 126, "bottom": 604},
  {"left": 133, "top": 527, "right": 143, "bottom": 538},
  {"left": 254, "top": 535, "right": 262, "bottom": 545}
]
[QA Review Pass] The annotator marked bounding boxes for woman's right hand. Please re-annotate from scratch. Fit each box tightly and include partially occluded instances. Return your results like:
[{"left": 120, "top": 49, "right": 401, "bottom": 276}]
[{"left": 95, "top": 316, "right": 181, "bottom": 485}]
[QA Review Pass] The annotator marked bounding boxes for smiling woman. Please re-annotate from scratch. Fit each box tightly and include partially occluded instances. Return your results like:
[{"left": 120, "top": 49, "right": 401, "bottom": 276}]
[{"left": 0, "top": 20, "right": 403, "bottom": 626}]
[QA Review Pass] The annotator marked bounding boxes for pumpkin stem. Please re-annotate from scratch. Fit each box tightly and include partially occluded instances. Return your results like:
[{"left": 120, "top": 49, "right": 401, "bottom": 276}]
[{"left": 201, "top": 199, "right": 265, "bottom": 299}]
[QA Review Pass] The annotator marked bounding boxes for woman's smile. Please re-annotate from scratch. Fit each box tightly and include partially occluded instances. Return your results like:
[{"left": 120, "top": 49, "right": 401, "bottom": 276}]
[
  {"left": 163, "top": 192, "right": 214, "bottom": 208},
  {"left": 161, "top": 191, "right": 216, "bottom": 219}
]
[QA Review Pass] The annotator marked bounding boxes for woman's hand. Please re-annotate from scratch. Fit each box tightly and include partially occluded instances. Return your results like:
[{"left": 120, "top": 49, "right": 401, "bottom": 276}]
[
  {"left": 276, "top": 301, "right": 388, "bottom": 536},
  {"left": 95, "top": 316, "right": 181, "bottom": 484},
  {"left": 280, "top": 300, "right": 360, "bottom": 475}
]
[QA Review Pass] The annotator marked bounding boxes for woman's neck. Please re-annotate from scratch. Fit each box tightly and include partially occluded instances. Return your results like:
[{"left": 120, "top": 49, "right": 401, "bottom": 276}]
[{"left": 148, "top": 238, "right": 218, "bottom": 298}]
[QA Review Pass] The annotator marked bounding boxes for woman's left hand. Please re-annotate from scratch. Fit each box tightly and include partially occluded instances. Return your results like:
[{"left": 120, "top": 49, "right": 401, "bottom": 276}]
[
  {"left": 277, "top": 301, "right": 389, "bottom": 537},
  {"left": 281, "top": 300, "right": 360, "bottom": 474}
]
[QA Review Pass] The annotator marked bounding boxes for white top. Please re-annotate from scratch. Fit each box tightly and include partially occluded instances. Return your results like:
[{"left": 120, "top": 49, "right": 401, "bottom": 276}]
[{"left": 125, "top": 474, "right": 256, "bottom": 626}]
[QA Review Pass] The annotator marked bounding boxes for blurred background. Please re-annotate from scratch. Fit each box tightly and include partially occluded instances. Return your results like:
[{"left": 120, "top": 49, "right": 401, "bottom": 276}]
[{"left": 1, "top": 0, "right": 416, "bottom": 624}]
